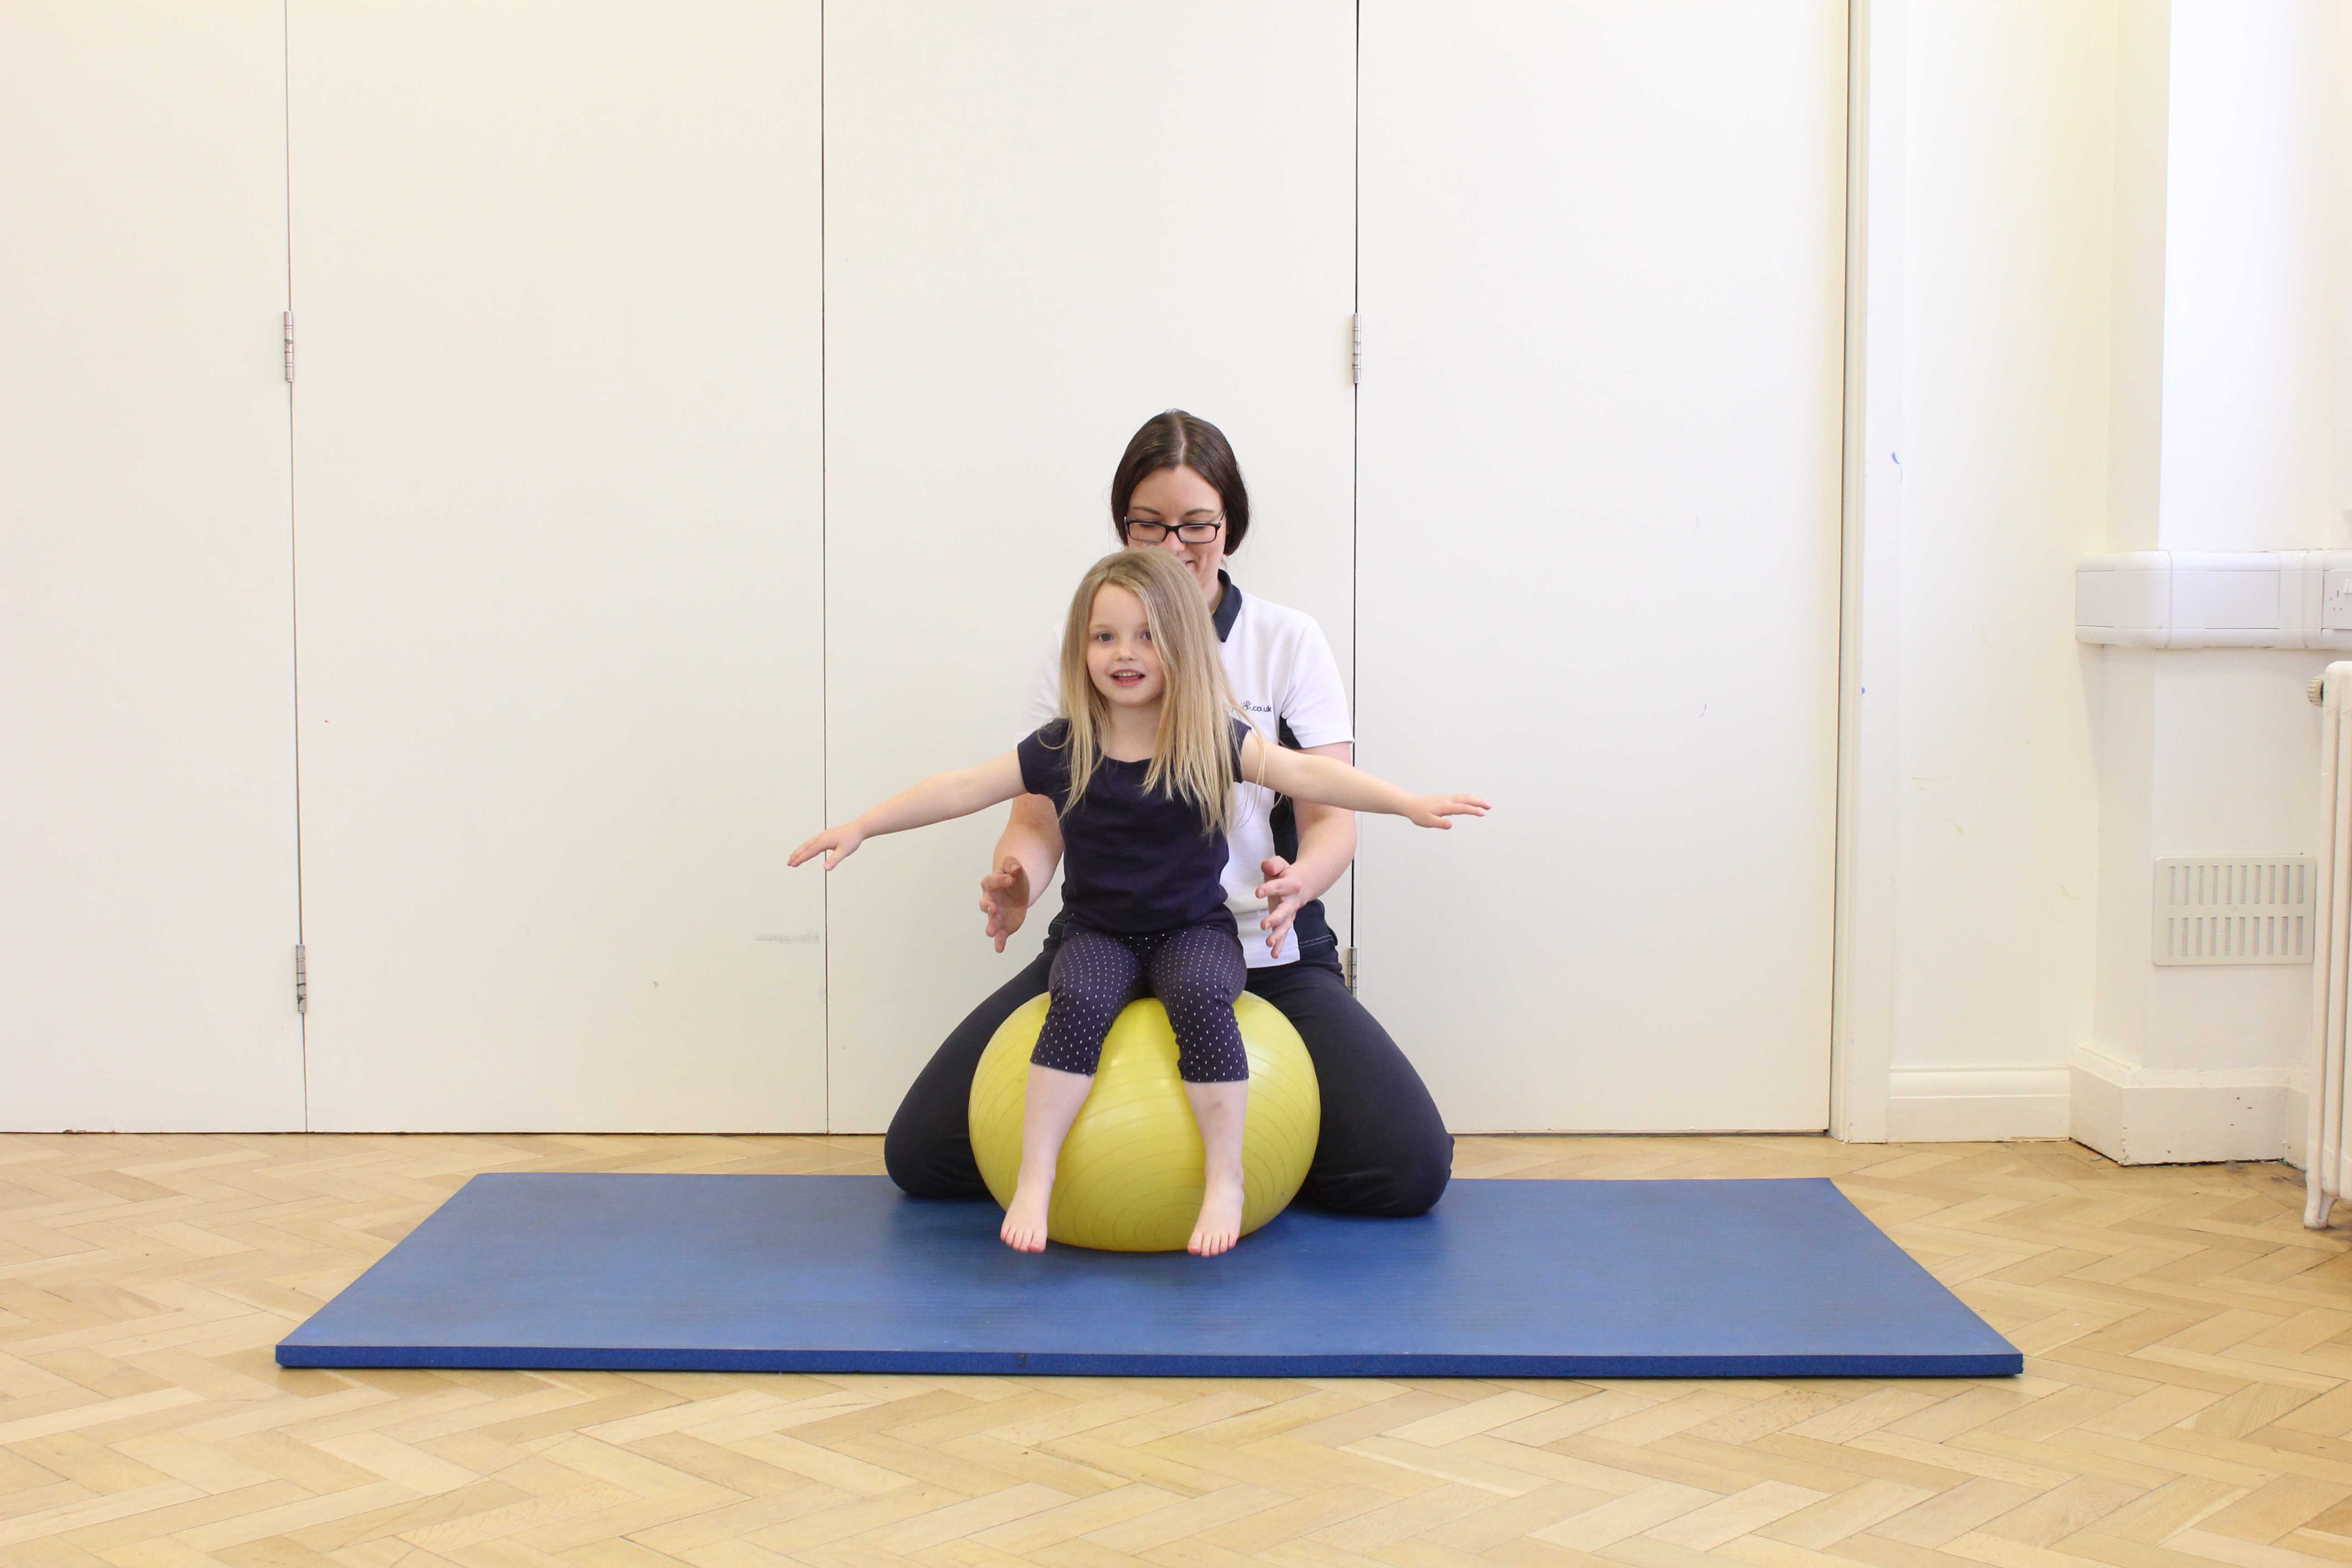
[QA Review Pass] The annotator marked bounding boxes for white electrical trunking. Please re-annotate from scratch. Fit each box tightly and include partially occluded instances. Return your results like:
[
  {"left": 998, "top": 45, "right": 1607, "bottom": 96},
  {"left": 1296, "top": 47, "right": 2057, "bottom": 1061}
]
[{"left": 2077, "top": 551, "right": 2352, "bottom": 650}]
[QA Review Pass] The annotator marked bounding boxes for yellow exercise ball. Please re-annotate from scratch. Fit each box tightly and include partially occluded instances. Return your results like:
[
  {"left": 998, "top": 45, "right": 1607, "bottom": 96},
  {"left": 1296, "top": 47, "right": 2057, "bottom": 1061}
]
[{"left": 968, "top": 992, "right": 1321, "bottom": 1252}]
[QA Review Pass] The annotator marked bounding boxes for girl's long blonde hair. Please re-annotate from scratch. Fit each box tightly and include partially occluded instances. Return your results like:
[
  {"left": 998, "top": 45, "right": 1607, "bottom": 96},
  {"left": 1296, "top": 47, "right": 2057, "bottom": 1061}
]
[{"left": 1054, "top": 549, "right": 1244, "bottom": 836}]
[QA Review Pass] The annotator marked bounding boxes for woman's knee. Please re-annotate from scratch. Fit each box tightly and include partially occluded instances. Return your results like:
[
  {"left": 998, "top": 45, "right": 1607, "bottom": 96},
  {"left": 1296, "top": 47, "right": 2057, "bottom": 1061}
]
[
  {"left": 882, "top": 1104, "right": 987, "bottom": 1200},
  {"left": 1380, "top": 1132, "right": 1455, "bottom": 1216},
  {"left": 1249, "top": 967, "right": 1454, "bottom": 1216},
  {"left": 1302, "top": 1130, "right": 1453, "bottom": 1217}
]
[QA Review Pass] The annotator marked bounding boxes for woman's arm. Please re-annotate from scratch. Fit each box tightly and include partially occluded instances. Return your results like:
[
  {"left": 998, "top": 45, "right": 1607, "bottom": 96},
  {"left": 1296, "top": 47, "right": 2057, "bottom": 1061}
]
[
  {"left": 1256, "top": 742, "right": 1357, "bottom": 960},
  {"left": 979, "top": 794, "right": 1065, "bottom": 952},
  {"left": 790, "top": 753, "right": 1029, "bottom": 870},
  {"left": 1239, "top": 732, "right": 1490, "bottom": 828}
]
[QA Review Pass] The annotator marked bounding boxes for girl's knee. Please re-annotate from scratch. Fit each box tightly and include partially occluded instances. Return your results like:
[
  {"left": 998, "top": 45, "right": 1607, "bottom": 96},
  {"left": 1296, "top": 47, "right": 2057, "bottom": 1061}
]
[
  {"left": 1030, "top": 1034, "right": 1107, "bottom": 1075},
  {"left": 1034, "top": 1002, "right": 1119, "bottom": 1076},
  {"left": 1172, "top": 1021, "right": 1250, "bottom": 1085}
]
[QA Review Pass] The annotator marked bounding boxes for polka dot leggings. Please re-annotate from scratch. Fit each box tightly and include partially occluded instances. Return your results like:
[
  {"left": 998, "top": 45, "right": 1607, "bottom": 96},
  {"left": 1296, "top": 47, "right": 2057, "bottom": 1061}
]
[{"left": 1031, "top": 920, "right": 1250, "bottom": 1084}]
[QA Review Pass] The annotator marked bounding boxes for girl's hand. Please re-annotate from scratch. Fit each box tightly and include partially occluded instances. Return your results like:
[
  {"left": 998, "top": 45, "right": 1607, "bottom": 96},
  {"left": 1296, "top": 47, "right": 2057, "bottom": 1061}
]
[
  {"left": 1405, "top": 794, "right": 1492, "bottom": 829},
  {"left": 979, "top": 856, "right": 1031, "bottom": 952},
  {"left": 789, "top": 823, "right": 865, "bottom": 870},
  {"left": 1255, "top": 855, "right": 1307, "bottom": 960}
]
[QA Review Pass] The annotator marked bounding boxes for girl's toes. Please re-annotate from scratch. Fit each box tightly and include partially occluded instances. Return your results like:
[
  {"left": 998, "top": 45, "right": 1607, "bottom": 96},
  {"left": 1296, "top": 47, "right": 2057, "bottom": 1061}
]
[
  {"left": 1186, "top": 1223, "right": 1238, "bottom": 1256},
  {"left": 1002, "top": 1182, "right": 1054, "bottom": 1253},
  {"left": 1189, "top": 1182, "right": 1245, "bottom": 1256}
]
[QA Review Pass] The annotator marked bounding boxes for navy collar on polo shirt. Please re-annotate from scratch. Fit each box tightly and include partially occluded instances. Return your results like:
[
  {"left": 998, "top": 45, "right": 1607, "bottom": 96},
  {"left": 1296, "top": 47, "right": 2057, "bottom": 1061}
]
[{"left": 1213, "top": 570, "right": 1243, "bottom": 642}]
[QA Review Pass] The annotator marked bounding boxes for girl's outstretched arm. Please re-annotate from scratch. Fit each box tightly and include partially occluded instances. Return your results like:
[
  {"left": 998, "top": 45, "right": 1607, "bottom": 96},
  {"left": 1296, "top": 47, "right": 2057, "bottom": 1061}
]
[
  {"left": 790, "top": 753, "right": 1029, "bottom": 871},
  {"left": 1239, "top": 732, "right": 1490, "bottom": 829}
]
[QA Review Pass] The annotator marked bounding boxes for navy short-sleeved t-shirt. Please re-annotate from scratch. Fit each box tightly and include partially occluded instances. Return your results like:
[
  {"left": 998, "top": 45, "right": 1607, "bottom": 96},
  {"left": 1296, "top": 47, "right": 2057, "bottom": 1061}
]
[{"left": 1017, "top": 718, "right": 1249, "bottom": 936}]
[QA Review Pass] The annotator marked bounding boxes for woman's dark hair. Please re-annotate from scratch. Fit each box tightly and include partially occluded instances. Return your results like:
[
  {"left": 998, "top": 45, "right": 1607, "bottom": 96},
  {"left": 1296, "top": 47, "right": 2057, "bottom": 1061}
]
[{"left": 1109, "top": 409, "right": 1250, "bottom": 555}]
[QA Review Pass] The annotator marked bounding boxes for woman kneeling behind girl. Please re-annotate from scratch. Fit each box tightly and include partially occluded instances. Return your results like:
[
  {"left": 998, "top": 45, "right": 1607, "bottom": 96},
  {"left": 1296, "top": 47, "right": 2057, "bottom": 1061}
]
[{"left": 793, "top": 550, "right": 1488, "bottom": 1255}]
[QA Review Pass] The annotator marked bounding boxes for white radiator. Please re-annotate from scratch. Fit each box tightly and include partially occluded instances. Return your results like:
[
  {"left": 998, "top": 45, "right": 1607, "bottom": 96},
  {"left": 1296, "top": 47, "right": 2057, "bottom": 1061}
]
[{"left": 2308, "top": 663, "right": 2352, "bottom": 1226}]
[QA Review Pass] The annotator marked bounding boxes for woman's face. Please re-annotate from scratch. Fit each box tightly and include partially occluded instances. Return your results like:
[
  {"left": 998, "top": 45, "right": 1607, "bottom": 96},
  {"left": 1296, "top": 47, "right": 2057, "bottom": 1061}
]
[{"left": 1121, "top": 466, "right": 1226, "bottom": 606}]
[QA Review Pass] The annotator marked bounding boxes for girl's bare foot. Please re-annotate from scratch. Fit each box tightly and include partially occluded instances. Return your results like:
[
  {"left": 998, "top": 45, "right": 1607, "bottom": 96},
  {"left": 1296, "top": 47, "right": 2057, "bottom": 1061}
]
[
  {"left": 1001, "top": 1171, "right": 1054, "bottom": 1252},
  {"left": 1187, "top": 1176, "right": 1246, "bottom": 1256}
]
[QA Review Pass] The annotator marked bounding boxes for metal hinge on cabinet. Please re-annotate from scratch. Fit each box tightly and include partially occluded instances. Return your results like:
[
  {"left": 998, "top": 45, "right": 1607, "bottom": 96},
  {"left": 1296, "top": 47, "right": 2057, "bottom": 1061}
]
[
  {"left": 1349, "top": 315, "right": 1362, "bottom": 384},
  {"left": 1341, "top": 946, "right": 1357, "bottom": 994},
  {"left": 294, "top": 943, "right": 307, "bottom": 1014},
  {"left": 283, "top": 312, "right": 295, "bottom": 383}
]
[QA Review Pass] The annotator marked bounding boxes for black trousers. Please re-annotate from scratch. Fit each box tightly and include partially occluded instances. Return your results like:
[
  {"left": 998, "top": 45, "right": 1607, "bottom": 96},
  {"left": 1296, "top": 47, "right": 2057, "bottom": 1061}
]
[{"left": 883, "top": 937, "right": 1454, "bottom": 1216}]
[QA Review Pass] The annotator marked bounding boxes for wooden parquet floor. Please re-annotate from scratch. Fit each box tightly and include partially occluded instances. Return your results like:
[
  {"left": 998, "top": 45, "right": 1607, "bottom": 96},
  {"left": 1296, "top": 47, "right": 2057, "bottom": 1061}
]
[{"left": 5, "top": 1132, "right": 2350, "bottom": 1568}]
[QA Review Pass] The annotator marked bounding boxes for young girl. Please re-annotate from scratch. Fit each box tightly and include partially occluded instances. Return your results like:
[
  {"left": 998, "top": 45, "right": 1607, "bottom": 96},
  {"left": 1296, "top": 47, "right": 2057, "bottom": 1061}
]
[{"left": 791, "top": 549, "right": 1488, "bottom": 1256}]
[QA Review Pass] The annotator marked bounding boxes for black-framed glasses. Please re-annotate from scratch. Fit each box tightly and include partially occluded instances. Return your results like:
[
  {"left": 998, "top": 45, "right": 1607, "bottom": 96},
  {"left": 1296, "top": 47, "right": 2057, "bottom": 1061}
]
[{"left": 1121, "top": 513, "right": 1225, "bottom": 544}]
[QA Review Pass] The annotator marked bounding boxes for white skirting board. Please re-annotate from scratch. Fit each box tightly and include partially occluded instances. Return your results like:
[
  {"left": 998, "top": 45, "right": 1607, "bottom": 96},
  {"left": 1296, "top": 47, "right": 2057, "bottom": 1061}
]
[
  {"left": 1887, "top": 1059, "right": 2305, "bottom": 1157},
  {"left": 2069, "top": 1047, "right": 2301, "bottom": 1164},
  {"left": 1885, "top": 1068, "right": 2072, "bottom": 1142}
]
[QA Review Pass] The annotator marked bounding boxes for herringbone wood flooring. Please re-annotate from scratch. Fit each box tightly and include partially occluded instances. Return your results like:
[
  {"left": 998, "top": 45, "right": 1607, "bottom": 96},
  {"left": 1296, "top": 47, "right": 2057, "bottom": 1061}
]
[{"left": 4, "top": 1131, "right": 2348, "bottom": 1568}]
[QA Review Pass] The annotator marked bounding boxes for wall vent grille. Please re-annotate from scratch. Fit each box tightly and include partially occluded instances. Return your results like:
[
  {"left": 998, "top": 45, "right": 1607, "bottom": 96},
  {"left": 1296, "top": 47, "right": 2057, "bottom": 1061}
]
[{"left": 2153, "top": 857, "right": 2313, "bottom": 965}]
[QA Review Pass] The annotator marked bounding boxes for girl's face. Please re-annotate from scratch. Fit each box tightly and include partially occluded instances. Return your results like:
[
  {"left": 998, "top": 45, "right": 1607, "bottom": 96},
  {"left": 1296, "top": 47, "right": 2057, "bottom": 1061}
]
[
  {"left": 1121, "top": 466, "right": 1226, "bottom": 605},
  {"left": 1085, "top": 585, "right": 1165, "bottom": 711}
]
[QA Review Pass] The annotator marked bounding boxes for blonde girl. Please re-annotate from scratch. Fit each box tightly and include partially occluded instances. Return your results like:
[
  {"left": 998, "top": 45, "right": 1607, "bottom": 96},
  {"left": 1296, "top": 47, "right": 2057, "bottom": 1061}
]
[{"left": 792, "top": 549, "right": 1488, "bottom": 1255}]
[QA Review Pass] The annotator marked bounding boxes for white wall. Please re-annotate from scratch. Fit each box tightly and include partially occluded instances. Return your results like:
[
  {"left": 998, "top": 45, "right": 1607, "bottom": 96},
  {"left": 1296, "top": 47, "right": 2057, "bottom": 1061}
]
[
  {"left": 1858, "top": 0, "right": 2117, "bottom": 1142},
  {"left": 2156, "top": 1, "right": 2349, "bottom": 554},
  {"left": 821, "top": 1, "right": 1356, "bottom": 1134},
  {"left": 1848, "top": 0, "right": 2352, "bottom": 1153},
  {"left": 2076, "top": 0, "right": 2352, "bottom": 1164},
  {"left": 16, "top": 0, "right": 2342, "bottom": 1145},
  {"left": 2, "top": 1, "right": 305, "bottom": 1131},
  {"left": 285, "top": 0, "right": 829, "bottom": 1133},
  {"left": 1358, "top": 0, "right": 1846, "bottom": 1133},
  {"left": 10, "top": 1, "right": 1848, "bottom": 1137},
  {"left": 2105, "top": 0, "right": 2169, "bottom": 557}
]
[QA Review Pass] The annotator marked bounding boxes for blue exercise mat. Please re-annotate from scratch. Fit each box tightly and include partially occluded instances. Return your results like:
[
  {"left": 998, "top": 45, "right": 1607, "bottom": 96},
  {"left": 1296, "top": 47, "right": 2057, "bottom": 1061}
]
[{"left": 275, "top": 1174, "right": 2019, "bottom": 1377}]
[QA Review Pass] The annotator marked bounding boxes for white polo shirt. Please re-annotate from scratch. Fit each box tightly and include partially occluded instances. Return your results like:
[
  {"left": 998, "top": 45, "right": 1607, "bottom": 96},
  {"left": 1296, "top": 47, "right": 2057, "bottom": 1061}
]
[{"left": 1021, "top": 574, "right": 1353, "bottom": 967}]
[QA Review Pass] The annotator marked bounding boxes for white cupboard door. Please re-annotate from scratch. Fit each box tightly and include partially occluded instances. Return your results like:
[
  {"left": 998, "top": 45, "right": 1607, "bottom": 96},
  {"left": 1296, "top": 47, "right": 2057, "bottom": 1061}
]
[
  {"left": 823, "top": 1, "right": 1357, "bottom": 1130},
  {"left": 1357, "top": 1, "right": 1848, "bottom": 1131},
  {"left": 289, "top": 1, "right": 826, "bottom": 1130},
  {"left": 2, "top": 1, "right": 304, "bottom": 1130}
]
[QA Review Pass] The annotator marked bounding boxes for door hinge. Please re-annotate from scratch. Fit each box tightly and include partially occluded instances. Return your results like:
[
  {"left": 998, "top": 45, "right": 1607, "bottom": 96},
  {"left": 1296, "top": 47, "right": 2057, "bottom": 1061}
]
[
  {"left": 283, "top": 312, "right": 296, "bottom": 384},
  {"left": 1341, "top": 945, "right": 1357, "bottom": 993},
  {"left": 294, "top": 943, "right": 307, "bottom": 1014},
  {"left": 1349, "top": 315, "right": 1362, "bottom": 385}
]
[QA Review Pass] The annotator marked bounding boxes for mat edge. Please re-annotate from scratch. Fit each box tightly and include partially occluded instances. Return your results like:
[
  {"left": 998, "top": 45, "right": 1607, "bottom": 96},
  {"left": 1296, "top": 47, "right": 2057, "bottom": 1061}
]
[{"left": 276, "top": 1345, "right": 2022, "bottom": 1377}]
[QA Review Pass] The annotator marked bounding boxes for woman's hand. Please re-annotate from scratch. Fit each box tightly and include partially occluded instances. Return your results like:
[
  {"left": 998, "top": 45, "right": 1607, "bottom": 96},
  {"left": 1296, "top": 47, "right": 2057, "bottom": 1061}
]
[
  {"left": 1254, "top": 855, "right": 1308, "bottom": 960},
  {"left": 979, "top": 856, "right": 1032, "bottom": 952},
  {"left": 1404, "top": 794, "right": 1492, "bottom": 829},
  {"left": 789, "top": 823, "right": 866, "bottom": 870}
]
